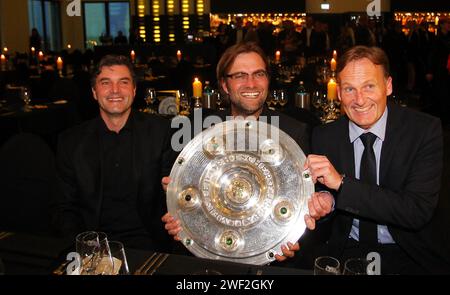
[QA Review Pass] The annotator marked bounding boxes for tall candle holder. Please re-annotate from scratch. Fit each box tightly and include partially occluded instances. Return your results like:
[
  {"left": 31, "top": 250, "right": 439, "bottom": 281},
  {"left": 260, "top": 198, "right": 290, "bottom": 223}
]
[
  {"left": 321, "top": 99, "right": 340, "bottom": 123},
  {"left": 192, "top": 96, "right": 202, "bottom": 109}
]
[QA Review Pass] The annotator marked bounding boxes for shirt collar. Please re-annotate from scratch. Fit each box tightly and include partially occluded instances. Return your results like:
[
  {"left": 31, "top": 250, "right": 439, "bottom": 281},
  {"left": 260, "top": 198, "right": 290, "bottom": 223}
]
[
  {"left": 99, "top": 109, "right": 134, "bottom": 134},
  {"left": 348, "top": 106, "right": 388, "bottom": 143}
]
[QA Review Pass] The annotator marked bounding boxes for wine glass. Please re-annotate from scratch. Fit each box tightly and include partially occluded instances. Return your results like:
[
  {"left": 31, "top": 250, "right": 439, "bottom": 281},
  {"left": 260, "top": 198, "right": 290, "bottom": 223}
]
[
  {"left": 179, "top": 90, "right": 190, "bottom": 115},
  {"left": 314, "top": 256, "right": 341, "bottom": 275},
  {"left": 144, "top": 88, "right": 157, "bottom": 113},
  {"left": 215, "top": 92, "right": 224, "bottom": 111},
  {"left": 311, "top": 90, "right": 322, "bottom": 110},
  {"left": 21, "top": 87, "right": 32, "bottom": 111},
  {"left": 278, "top": 90, "right": 288, "bottom": 107}
]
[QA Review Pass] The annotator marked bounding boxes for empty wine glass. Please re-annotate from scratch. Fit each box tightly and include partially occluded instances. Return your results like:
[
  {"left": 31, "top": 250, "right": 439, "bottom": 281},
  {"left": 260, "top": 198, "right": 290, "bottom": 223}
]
[
  {"left": 144, "top": 88, "right": 157, "bottom": 113},
  {"left": 179, "top": 90, "right": 190, "bottom": 116},
  {"left": 21, "top": 87, "right": 32, "bottom": 111},
  {"left": 215, "top": 92, "right": 224, "bottom": 111},
  {"left": 312, "top": 90, "right": 322, "bottom": 110},
  {"left": 278, "top": 90, "right": 288, "bottom": 107}
]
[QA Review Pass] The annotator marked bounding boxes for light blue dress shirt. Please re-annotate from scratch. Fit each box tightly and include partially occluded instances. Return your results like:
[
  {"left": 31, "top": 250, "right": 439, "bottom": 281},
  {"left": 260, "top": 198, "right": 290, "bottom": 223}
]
[{"left": 348, "top": 107, "right": 395, "bottom": 244}]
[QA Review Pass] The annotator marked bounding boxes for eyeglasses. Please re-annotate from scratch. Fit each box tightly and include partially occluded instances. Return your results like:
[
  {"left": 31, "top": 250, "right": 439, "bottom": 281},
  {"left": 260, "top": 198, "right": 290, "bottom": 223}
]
[{"left": 225, "top": 70, "right": 268, "bottom": 82}]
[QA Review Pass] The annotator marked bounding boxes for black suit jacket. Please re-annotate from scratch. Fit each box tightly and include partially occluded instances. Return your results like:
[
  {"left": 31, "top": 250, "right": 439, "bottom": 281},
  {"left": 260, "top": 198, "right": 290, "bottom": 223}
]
[
  {"left": 312, "top": 103, "right": 450, "bottom": 273},
  {"left": 54, "top": 111, "right": 176, "bottom": 251}
]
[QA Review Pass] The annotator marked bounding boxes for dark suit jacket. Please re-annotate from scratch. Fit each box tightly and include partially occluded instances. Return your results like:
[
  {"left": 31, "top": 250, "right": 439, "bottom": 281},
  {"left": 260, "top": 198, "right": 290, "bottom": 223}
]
[
  {"left": 311, "top": 103, "right": 449, "bottom": 273},
  {"left": 54, "top": 111, "right": 176, "bottom": 251}
]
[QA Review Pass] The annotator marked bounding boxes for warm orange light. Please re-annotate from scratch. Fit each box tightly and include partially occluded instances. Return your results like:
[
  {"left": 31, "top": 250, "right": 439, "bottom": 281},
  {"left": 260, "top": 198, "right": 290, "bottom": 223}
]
[
  {"left": 327, "top": 78, "right": 337, "bottom": 101},
  {"left": 193, "top": 78, "right": 202, "bottom": 98},
  {"left": 57, "top": 57, "right": 63, "bottom": 70},
  {"left": 275, "top": 50, "right": 281, "bottom": 62}
]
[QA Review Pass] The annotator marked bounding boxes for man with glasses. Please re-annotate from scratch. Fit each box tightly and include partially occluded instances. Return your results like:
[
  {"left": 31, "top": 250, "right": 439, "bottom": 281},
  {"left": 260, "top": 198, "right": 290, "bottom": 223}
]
[{"left": 162, "top": 42, "right": 333, "bottom": 262}]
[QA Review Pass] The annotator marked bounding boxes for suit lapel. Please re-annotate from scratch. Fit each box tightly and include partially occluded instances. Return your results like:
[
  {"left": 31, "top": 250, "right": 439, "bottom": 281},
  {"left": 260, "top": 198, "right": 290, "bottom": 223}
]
[
  {"left": 380, "top": 104, "right": 401, "bottom": 184},
  {"left": 338, "top": 117, "right": 355, "bottom": 177}
]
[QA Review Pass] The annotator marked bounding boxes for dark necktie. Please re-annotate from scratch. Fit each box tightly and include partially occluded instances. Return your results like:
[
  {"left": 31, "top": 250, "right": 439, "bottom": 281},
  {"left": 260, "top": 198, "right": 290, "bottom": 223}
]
[{"left": 358, "top": 132, "right": 378, "bottom": 246}]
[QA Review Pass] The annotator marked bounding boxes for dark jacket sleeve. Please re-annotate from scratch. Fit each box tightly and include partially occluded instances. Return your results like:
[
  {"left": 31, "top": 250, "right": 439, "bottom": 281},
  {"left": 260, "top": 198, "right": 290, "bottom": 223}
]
[{"left": 54, "top": 132, "right": 85, "bottom": 237}]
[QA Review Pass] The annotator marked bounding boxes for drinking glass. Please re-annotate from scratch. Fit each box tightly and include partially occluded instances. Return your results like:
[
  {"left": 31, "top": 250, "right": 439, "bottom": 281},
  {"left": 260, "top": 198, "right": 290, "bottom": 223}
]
[
  {"left": 311, "top": 90, "right": 322, "bottom": 110},
  {"left": 104, "top": 241, "right": 130, "bottom": 275},
  {"left": 215, "top": 92, "right": 224, "bottom": 111},
  {"left": 179, "top": 90, "right": 190, "bottom": 115},
  {"left": 21, "top": 87, "right": 32, "bottom": 111},
  {"left": 75, "top": 231, "right": 111, "bottom": 275},
  {"left": 278, "top": 90, "right": 288, "bottom": 107},
  {"left": 144, "top": 88, "right": 157, "bottom": 113},
  {"left": 343, "top": 258, "right": 370, "bottom": 275},
  {"left": 314, "top": 256, "right": 340, "bottom": 275}
]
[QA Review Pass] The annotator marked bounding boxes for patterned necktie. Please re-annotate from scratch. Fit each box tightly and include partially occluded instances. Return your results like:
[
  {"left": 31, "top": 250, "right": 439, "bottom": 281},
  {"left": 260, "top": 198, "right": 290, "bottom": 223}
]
[{"left": 358, "top": 132, "right": 378, "bottom": 246}]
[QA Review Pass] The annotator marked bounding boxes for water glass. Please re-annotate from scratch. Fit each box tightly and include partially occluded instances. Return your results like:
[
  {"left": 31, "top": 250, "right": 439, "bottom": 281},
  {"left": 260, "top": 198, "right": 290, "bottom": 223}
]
[
  {"left": 343, "top": 258, "right": 370, "bottom": 275},
  {"left": 314, "top": 256, "right": 340, "bottom": 275},
  {"left": 75, "top": 231, "right": 110, "bottom": 275}
]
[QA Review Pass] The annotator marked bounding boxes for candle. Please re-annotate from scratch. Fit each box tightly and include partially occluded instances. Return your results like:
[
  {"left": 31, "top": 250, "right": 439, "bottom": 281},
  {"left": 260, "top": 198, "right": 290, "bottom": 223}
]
[
  {"left": 57, "top": 57, "right": 63, "bottom": 70},
  {"left": 327, "top": 78, "right": 337, "bottom": 101},
  {"left": 31, "top": 47, "right": 36, "bottom": 55},
  {"left": 130, "top": 50, "right": 136, "bottom": 63},
  {"left": 176, "top": 50, "right": 182, "bottom": 62},
  {"left": 3, "top": 47, "right": 8, "bottom": 53},
  {"left": 38, "top": 51, "right": 44, "bottom": 62},
  {"left": 67, "top": 44, "right": 72, "bottom": 49},
  {"left": 193, "top": 77, "right": 202, "bottom": 98},
  {"left": 330, "top": 58, "right": 337, "bottom": 72},
  {"left": 0, "top": 54, "right": 6, "bottom": 69},
  {"left": 275, "top": 50, "right": 281, "bottom": 62},
  {"left": 332, "top": 50, "right": 337, "bottom": 60},
  {"left": 435, "top": 16, "right": 439, "bottom": 26}
]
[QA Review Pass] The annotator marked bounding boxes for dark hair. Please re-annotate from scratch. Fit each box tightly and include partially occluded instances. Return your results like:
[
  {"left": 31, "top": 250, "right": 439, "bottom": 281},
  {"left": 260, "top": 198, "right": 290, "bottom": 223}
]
[
  {"left": 337, "top": 46, "right": 390, "bottom": 80},
  {"left": 216, "top": 42, "right": 270, "bottom": 86},
  {"left": 91, "top": 54, "right": 136, "bottom": 87}
]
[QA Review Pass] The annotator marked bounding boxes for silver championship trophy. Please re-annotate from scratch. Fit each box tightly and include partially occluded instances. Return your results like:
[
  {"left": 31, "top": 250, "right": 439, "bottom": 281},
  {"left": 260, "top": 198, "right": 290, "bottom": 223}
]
[{"left": 167, "top": 119, "right": 314, "bottom": 265}]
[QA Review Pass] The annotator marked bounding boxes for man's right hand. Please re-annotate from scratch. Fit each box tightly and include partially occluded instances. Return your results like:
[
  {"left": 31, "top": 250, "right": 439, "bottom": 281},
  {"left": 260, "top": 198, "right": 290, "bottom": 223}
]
[{"left": 161, "top": 212, "right": 182, "bottom": 241}]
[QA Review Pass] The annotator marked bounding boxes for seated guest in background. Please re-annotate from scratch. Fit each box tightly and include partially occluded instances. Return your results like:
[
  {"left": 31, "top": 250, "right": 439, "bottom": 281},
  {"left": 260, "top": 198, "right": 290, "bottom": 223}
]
[
  {"left": 305, "top": 46, "right": 449, "bottom": 274},
  {"left": 114, "top": 31, "right": 128, "bottom": 45},
  {"left": 54, "top": 55, "right": 175, "bottom": 251},
  {"left": 161, "top": 42, "right": 333, "bottom": 262},
  {"left": 29, "top": 27, "right": 42, "bottom": 51}
]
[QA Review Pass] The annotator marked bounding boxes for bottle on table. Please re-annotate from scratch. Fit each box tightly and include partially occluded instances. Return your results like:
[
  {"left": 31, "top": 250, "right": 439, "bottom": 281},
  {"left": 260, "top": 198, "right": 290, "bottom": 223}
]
[{"left": 294, "top": 81, "right": 310, "bottom": 110}]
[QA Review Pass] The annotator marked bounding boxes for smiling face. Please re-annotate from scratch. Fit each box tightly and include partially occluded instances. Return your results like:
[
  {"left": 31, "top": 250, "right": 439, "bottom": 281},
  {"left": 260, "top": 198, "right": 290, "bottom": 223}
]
[
  {"left": 338, "top": 58, "right": 392, "bottom": 129},
  {"left": 92, "top": 65, "right": 136, "bottom": 120},
  {"left": 221, "top": 52, "right": 269, "bottom": 117}
]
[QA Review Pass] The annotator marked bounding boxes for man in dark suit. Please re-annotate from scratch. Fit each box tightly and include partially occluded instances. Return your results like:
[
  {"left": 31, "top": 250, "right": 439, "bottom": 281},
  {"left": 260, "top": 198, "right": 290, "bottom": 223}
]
[
  {"left": 306, "top": 46, "right": 449, "bottom": 274},
  {"left": 55, "top": 55, "right": 175, "bottom": 252},
  {"left": 162, "top": 42, "right": 333, "bottom": 262}
]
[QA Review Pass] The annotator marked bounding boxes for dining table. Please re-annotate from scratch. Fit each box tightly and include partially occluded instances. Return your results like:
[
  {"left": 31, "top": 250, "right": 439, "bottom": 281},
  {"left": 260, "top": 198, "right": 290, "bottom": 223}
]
[{"left": 0, "top": 231, "right": 311, "bottom": 276}]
